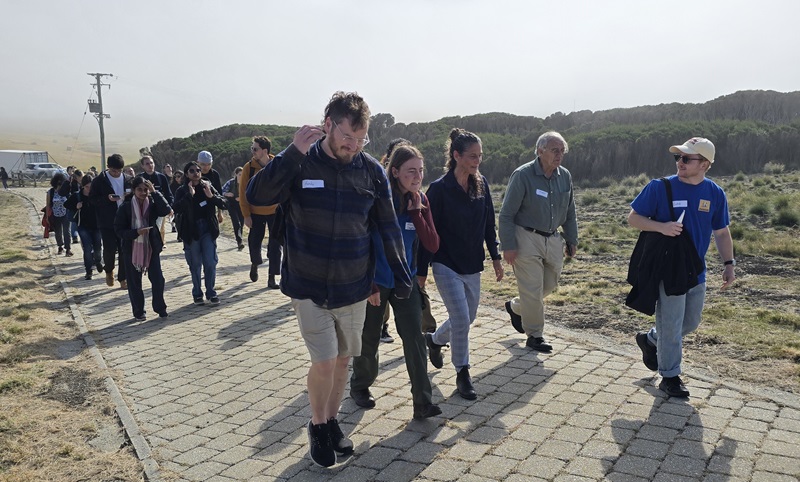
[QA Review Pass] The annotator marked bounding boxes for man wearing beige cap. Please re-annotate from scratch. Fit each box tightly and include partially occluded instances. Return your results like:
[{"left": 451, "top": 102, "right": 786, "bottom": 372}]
[{"left": 628, "top": 137, "right": 735, "bottom": 398}]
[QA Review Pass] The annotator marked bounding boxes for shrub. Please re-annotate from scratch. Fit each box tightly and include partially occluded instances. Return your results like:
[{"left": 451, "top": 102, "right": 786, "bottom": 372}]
[
  {"left": 774, "top": 195, "right": 792, "bottom": 210},
  {"left": 729, "top": 224, "right": 745, "bottom": 240},
  {"left": 734, "top": 172, "right": 747, "bottom": 182},
  {"left": 748, "top": 201, "right": 770, "bottom": 216},
  {"left": 763, "top": 161, "right": 785, "bottom": 175},
  {"left": 772, "top": 208, "right": 799, "bottom": 227},
  {"left": 580, "top": 192, "right": 604, "bottom": 206}
]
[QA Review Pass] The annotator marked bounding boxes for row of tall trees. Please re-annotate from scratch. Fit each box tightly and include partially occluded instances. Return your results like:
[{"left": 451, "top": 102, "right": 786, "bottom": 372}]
[{"left": 148, "top": 90, "right": 800, "bottom": 184}]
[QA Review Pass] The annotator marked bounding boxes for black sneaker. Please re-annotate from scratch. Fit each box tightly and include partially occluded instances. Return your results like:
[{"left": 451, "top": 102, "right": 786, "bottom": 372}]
[
  {"left": 526, "top": 336, "right": 553, "bottom": 353},
  {"left": 635, "top": 332, "right": 658, "bottom": 371},
  {"left": 84, "top": 270, "right": 92, "bottom": 280},
  {"left": 456, "top": 368, "right": 477, "bottom": 400},
  {"left": 267, "top": 275, "right": 279, "bottom": 289},
  {"left": 249, "top": 263, "right": 259, "bottom": 282},
  {"left": 379, "top": 324, "right": 394, "bottom": 343},
  {"left": 413, "top": 403, "right": 442, "bottom": 420},
  {"left": 209, "top": 296, "right": 220, "bottom": 305},
  {"left": 425, "top": 333, "right": 444, "bottom": 369},
  {"left": 307, "top": 420, "right": 335, "bottom": 467},
  {"left": 505, "top": 301, "right": 524, "bottom": 333},
  {"left": 327, "top": 418, "right": 354, "bottom": 455},
  {"left": 95, "top": 261, "right": 104, "bottom": 273},
  {"left": 350, "top": 388, "right": 376, "bottom": 408},
  {"left": 659, "top": 376, "right": 690, "bottom": 398},
  {"left": 193, "top": 297, "right": 205, "bottom": 305},
  {"left": 134, "top": 314, "right": 147, "bottom": 322},
  {"left": 72, "top": 236, "right": 79, "bottom": 244},
  {"left": 157, "top": 311, "right": 169, "bottom": 318}
]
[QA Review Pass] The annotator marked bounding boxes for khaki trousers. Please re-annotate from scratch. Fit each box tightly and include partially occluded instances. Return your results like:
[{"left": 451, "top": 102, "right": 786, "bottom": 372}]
[{"left": 510, "top": 225, "right": 564, "bottom": 337}]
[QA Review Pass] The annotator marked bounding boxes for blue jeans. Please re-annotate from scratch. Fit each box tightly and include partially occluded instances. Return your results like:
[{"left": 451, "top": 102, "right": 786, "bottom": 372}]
[
  {"left": 430, "top": 262, "right": 481, "bottom": 372},
  {"left": 77, "top": 226, "right": 102, "bottom": 272},
  {"left": 66, "top": 209, "right": 78, "bottom": 238},
  {"left": 183, "top": 220, "right": 218, "bottom": 299},
  {"left": 647, "top": 282, "right": 706, "bottom": 378}
]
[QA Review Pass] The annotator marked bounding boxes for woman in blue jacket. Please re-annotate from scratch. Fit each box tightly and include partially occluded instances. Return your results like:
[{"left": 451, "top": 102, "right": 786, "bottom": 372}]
[
  {"left": 350, "top": 143, "right": 442, "bottom": 420},
  {"left": 420, "top": 128, "right": 504, "bottom": 401}
]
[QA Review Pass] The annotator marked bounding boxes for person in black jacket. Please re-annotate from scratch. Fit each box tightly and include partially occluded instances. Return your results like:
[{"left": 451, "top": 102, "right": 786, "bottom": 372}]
[
  {"left": 197, "top": 150, "right": 226, "bottom": 227},
  {"left": 114, "top": 177, "right": 172, "bottom": 321},
  {"left": 65, "top": 175, "right": 103, "bottom": 280},
  {"left": 89, "top": 154, "right": 133, "bottom": 288},
  {"left": 172, "top": 161, "right": 227, "bottom": 305}
]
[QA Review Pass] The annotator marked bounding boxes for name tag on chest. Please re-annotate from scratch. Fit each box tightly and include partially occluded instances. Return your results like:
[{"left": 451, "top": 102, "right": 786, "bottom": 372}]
[
  {"left": 404, "top": 222, "right": 416, "bottom": 231},
  {"left": 536, "top": 189, "right": 548, "bottom": 198},
  {"left": 199, "top": 200, "right": 208, "bottom": 207},
  {"left": 673, "top": 200, "right": 688, "bottom": 208},
  {"left": 303, "top": 179, "right": 324, "bottom": 189}
]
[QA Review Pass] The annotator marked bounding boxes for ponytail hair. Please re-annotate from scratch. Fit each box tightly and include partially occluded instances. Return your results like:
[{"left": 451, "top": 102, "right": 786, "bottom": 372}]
[{"left": 444, "top": 128, "right": 484, "bottom": 199}]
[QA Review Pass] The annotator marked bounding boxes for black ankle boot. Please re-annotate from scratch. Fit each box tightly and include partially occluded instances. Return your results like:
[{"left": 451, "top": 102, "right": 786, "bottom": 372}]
[{"left": 456, "top": 368, "right": 477, "bottom": 400}]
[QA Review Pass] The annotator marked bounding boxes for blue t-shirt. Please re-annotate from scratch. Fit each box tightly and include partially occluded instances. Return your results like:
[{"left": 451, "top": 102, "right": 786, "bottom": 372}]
[{"left": 630, "top": 175, "right": 730, "bottom": 284}]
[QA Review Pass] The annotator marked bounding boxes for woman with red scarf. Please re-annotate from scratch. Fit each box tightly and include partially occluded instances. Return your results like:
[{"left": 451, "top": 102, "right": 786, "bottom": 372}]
[{"left": 114, "top": 177, "right": 172, "bottom": 321}]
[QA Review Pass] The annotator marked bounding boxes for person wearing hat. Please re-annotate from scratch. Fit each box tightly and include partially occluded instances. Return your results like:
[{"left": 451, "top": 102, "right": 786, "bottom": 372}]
[
  {"left": 628, "top": 137, "right": 735, "bottom": 398},
  {"left": 196, "top": 150, "right": 226, "bottom": 226}
]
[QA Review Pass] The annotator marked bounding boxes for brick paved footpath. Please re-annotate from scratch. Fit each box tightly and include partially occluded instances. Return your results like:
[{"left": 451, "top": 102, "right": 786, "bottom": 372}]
[{"left": 18, "top": 188, "right": 800, "bottom": 481}]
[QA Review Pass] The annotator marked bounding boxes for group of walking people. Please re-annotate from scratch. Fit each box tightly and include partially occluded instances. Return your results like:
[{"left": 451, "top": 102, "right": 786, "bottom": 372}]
[
  {"left": 45, "top": 89, "right": 736, "bottom": 469},
  {"left": 48, "top": 147, "right": 285, "bottom": 321}
]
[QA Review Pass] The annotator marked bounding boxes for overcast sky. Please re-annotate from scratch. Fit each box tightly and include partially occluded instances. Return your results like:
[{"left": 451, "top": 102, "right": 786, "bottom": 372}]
[{"left": 2, "top": 0, "right": 798, "bottom": 145}]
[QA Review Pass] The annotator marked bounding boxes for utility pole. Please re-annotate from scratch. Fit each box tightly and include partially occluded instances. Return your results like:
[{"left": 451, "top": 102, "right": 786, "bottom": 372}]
[{"left": 87, "top": 73, "right": 113, "bottom": 170}]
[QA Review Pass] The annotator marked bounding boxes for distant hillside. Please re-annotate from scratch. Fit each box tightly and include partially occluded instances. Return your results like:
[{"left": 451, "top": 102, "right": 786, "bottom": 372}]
[{"left": 149, "top": 90, "right": 800, "bottom": 184}]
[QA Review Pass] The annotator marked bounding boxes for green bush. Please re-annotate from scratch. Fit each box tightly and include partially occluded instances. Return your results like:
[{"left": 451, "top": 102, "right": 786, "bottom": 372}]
[
  {"left": 763, "top": 161, "right": 786, "bottom": 175},
  {"left": 580, "top": 192, "right": 604, "bottom": 206},
  {"left": 772, "top": 208, "right": 799, "bottom": 227},
  {"left": 774, "top": 195, "right": 792, "bottom": 210},
  {"left": 748, "top": 201, "right": 771, "bottom": 216},
  {"left": 729, "top": 224, "right": 746, "bottom": 240},
  {"left": 734, "top": 172, "right": 747, "bottom": 181}
]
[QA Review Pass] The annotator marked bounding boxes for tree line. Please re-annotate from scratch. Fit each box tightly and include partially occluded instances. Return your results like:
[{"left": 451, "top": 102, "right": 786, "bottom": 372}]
[{"left": 149, "top": 90, "right": 800, "bottom": 185}]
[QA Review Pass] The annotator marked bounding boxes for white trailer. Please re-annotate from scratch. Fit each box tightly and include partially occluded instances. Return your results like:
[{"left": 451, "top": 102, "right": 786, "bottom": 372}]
[{"left": 0, "top": 150, "right": 50, "bottom": 172}]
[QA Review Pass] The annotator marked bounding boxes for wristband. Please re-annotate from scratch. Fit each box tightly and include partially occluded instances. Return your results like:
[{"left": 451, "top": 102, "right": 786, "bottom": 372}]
[{"left": 723, "top": 259, "right": 736, "bottom": 266}]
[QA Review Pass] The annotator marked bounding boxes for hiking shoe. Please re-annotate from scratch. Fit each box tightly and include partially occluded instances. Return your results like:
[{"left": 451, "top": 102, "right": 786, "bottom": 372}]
[
  {"left": 636, "top": 332, "right": 658, "bottom": 371},
  {"left": 249, "top": 263, "right": 259, "bottom": 282},
  {"left": 267, "top": 275, "right": 279, "bottom": 289},
  {"left": 119, "top": 280, "right": 128, "bottom": 290},
  {"left": 209, "top": 296, "right": 220, "bottom": 305},
  {"left": 105, "top": 271, "right": 114, "bottom": 287},
  {"left": 193, "top": 297, "right": 205, "bottom": 305},
  {"left": 505, "top": 301, "right": 524, "bottom": 333},
  {"left": 327, "top": 418, "right": 354, "bottom": 455},
  {"left": 659, "top": 376, "right": 690, "bottom": 398},
  {"left": 134, "top": 314, "right": 147, "bottom": 322},
  {"left": 456, "top": 368, "right": 477, "bottom": 400},
  {"left": 425, "top": 333, "right": 444, "bottom": 369},
  {"left": 413, "top": 403, "right": 442, "bottom": 420},
  {"left": 526, "top": 336, "right": 553, "bottom": 353},
  {"left": 307, "top": 420, "right": 335, "bottom": 467},
  {"left": 380, "top": 325, "right": 394, "bottom": 343},
  {"left": 350, "top": 388, "right": 376, "bottom": 408}
]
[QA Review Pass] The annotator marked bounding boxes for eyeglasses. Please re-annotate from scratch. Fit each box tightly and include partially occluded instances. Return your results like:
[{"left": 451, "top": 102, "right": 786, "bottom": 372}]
[
  {"left": 187, "top": 168, "right": 200, "bottom": 174},
  {"left": 673, "top": 154, "right": 704, "bottom": 164},
  {"left": 333, "top": 121, "right": 370, "bottom": 147},
  {"left": 251, "top": 146, "right": 261, "bottom": 152}
]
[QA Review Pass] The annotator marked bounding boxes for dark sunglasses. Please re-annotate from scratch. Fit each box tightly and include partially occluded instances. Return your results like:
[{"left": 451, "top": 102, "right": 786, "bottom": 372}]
[
  {"left": 187, "top": 168, "right": 200, "bottom": 174},
  {"left": 673, "top": 154, "right": 704, "bottom": 164},
  {"left": 251, "top": 146, "right": 261, "bottom": 152}
]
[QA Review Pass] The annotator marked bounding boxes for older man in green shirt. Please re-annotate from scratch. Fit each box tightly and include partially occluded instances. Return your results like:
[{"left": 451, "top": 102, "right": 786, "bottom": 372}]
[{"left": 499, "top": 131, "right": 578, "bottom": 352}]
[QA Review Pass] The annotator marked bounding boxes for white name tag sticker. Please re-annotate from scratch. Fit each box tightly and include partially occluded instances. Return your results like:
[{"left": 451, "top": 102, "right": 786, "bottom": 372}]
[
  {"left": 199, "top": 201, "right": 208, "bottom": 207},
  {"left": 673, "top": 200, "right": 688, "bottom": 208},
  {"left": 405, "top": 222, "right": 416, "bottom": 231},
  {"left": 303, "top": 179, "right": 324, "bottom": 189},
  {"left": 536, "top": 189, "right": 548, "bottom": 198}
]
